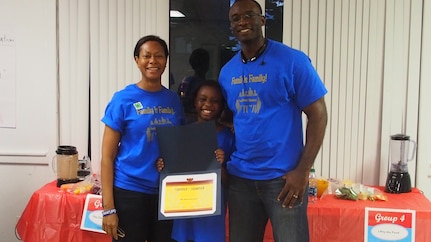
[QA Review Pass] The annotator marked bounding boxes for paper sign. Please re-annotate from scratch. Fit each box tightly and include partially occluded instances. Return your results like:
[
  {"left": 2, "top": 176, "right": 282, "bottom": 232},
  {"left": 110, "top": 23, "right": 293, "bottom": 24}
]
[
  {"left": 80, "top": 194, "right": 106, "bottom": 234},
  {"left": 364, "top": 207, "right": 415, "bottom": 242},
  {"left": 0, "top": 29, "right": 17, "bottom": 127}
]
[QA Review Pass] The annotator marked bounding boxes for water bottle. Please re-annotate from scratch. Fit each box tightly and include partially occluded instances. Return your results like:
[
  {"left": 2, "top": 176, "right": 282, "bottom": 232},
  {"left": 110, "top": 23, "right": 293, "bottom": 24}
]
[{"left": 308, "top": 168, "right": 317, "bottom": 203}]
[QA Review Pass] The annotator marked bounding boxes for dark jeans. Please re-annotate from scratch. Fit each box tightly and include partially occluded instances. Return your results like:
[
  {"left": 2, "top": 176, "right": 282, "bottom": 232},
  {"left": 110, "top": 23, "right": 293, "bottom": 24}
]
[
  {"left": 227, "top": 175, "right": 310, "bottom": 242},
  {"left": 113, "top": 186, "right": 175, "bottom": 242}
]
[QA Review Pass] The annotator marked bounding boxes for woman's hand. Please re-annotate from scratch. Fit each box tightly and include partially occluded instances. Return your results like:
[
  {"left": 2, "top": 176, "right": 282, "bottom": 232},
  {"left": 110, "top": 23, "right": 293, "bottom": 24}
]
[{"left": 102, "top": 213, "right": 119, "bottom": 240}]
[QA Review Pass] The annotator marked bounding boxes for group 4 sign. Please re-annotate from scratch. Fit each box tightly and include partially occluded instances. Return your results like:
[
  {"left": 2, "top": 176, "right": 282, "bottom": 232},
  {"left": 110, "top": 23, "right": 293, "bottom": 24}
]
[{"left": 365, "top": 207, "right": 415, "bottom": 242}]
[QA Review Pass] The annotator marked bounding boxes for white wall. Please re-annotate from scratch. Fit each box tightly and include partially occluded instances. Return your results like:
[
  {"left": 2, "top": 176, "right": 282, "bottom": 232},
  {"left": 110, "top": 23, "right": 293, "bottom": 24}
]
[
  {"left": 1, "top": 1, "right": 430, "bottom": 242},
  {"left": 283, "top": 0, "right": 431, "bottom": 198},
  {"left": 417, "top": 0, "right": 431, "bottom": 197},
  {"left": 0, "top": 0, "right": 58, "bottom": 241}
]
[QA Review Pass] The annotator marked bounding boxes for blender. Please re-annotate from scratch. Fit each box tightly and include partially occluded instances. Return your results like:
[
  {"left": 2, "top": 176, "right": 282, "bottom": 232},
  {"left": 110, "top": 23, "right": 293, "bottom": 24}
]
[
  {"left": 384, "top": 134, "right": 416, "bottom": 193},
  {"left": 52, "top": 145, "right": 80, "bottom": 187}
]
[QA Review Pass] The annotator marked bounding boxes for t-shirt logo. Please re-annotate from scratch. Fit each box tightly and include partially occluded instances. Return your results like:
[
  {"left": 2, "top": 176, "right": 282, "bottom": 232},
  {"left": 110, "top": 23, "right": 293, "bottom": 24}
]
[{"left": 133, "top": 102, "right": 143, "bottom": 111}]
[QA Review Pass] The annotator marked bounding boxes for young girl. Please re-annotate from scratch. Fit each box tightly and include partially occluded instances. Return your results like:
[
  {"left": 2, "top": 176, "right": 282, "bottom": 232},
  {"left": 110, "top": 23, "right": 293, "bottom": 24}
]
[{"left": 157, "top": 79, "right": 235, "bottom": 242}]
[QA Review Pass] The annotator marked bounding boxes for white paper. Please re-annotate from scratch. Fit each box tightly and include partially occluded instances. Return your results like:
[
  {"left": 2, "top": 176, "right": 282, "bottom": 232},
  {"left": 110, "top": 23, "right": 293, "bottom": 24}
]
[{"left": 0, "top": 29, "right": 16, "bottom": 128}]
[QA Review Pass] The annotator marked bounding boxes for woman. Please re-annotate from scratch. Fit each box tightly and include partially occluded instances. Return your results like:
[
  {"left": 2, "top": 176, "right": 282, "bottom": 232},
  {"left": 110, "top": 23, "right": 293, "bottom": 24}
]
[{"left": 101, "top": 35, "right": 183, "bottom": 241}]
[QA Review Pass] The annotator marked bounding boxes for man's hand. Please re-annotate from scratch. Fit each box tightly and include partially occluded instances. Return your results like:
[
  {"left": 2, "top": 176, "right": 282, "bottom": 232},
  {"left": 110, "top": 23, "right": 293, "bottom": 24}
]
[{"left": 277, "top": 168, "right": 308, "bottom": 208}]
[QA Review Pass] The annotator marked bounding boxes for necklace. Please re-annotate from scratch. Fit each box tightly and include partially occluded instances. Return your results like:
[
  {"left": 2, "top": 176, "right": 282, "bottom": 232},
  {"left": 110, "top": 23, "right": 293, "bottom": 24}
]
[{"left": 241, "top": 38, "right": 268, "bottom": 63}]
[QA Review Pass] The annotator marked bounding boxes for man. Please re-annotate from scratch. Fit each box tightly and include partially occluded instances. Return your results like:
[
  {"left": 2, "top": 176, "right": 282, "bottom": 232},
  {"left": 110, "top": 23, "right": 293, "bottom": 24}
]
[{"left": 218, "top": 1, "right": 328, "bottom": 241}]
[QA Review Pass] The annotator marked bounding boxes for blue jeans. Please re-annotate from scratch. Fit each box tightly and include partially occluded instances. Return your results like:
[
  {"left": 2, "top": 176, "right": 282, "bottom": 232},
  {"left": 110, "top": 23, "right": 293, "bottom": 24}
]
[{"left": 227, "top": 175, "right": 309, "bottom": 242}]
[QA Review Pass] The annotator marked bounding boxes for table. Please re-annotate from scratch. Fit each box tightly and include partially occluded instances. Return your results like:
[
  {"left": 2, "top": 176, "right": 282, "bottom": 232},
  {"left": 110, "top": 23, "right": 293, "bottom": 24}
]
[
  {"left": 308, "top": 187, "right": 431, "bottom": 241},
  {"left": 254, "top": 186, "right": 431, "bottom": 242},
  {"left": 16, "top": 181, "right": 110, "bottom": 242},
  {"left": 17, "top": 182, "right": 431, "bottom": 242}
]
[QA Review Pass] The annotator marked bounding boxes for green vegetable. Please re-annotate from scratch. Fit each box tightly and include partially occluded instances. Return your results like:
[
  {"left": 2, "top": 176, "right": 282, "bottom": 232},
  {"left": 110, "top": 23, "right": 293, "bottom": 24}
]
[{"left": 335, "top": 187, "right": 358, "bottom": 201}]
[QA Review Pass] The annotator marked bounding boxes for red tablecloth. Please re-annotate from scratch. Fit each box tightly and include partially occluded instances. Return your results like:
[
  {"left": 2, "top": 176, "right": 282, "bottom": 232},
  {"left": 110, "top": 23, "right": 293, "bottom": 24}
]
[
  {"left": 307, "top": 187, "right": 431, "bottom": 242},
  {"left": 244, "top": 187, "right": 431, "bottom": 242},
  {"left": 17, "top": 182, "right": 431, "bottom": 242},
  {"left": 16, "top": 181, "right": 110, "bottom": 242}
]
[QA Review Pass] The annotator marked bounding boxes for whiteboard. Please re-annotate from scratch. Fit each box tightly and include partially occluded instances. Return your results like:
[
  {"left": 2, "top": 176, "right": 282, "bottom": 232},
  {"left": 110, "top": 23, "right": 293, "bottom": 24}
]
[{"left": 0, "top": 0, "right": 57, "bottom": 164}]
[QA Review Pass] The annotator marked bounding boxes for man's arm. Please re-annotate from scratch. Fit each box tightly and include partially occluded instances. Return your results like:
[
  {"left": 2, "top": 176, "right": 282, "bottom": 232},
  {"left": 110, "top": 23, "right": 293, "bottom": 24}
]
[
  {"left": 297, "top": 97, "right": 328, "bottom": 175},
  {"left": 277, "top": 97, "right": 328, "bottom": 208}
]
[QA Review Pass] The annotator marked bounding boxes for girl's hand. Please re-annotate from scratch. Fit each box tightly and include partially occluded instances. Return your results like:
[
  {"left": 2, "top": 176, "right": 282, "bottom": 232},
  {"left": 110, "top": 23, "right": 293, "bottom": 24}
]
[
  {"left": 156, "top": 157, "right": 164, "bottom": 172},
  {"left": 215, "top": 149, "right": 225, "bottom": 164}
]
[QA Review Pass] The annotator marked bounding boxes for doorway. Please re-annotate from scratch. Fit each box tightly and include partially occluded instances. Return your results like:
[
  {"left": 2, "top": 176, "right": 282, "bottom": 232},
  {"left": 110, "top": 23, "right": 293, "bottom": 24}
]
[{"left": 169, "top": 0, "right": 284, "bottom": 91}]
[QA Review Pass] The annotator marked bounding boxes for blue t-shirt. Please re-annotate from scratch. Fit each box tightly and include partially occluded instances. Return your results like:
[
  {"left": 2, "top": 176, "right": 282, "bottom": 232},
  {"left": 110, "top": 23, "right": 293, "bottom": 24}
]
[
  {"left": 102, "top": 84, "right": 184, "bottom": 194},
  {"left": 219, "top": 39, "right": 327, "bottom": 180}
]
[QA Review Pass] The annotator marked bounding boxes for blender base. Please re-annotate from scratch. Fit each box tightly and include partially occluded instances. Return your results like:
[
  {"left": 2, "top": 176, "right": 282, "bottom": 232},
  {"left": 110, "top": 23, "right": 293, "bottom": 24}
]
[
  {"left": 385, "top": 172, "right": 412, "bottom": 193},
  {"left": 57, "top": 178, "right": 80, "bottom": 187}
]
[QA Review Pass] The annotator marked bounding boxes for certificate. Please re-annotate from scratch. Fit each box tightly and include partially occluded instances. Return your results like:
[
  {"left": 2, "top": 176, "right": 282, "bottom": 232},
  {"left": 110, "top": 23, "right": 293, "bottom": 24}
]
[
  {"left": 156, "top": 121, "right": 221, "bottom": 220},
  {"left": 160, "top": 172, "right": 218, "bottom": 217}
]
